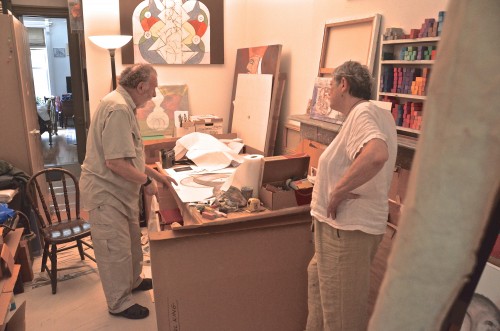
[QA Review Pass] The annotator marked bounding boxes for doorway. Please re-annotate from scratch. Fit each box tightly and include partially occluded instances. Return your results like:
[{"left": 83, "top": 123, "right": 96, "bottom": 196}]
[
  {"left": 22, "top": 16, "right": 79, "bottom": 170},
  {"left": 12, "top": 4, "right": 89, "bottom": 172}
]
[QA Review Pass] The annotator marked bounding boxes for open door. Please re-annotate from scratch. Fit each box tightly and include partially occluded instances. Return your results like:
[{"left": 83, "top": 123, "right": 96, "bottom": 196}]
[{"left": 12, "top": 4, "right": 89, "bottom": 165}]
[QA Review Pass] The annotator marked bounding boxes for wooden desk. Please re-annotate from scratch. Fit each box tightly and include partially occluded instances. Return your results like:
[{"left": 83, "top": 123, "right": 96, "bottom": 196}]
[{"left": 149, "top": 166, "right": 314, "bottom": 331}]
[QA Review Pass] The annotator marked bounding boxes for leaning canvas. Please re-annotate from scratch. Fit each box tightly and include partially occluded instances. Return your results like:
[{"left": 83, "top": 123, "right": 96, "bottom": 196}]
[
  {"left": 137, "top": 84, "right": 189, "bottom": 138},
  {"left": 309, "top": 76, "right": 343, "bottom": 124}
]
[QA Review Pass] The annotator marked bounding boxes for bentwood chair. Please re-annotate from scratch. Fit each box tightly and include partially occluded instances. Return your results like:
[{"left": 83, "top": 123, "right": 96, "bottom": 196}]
[{"left": 26, "top": 168, "right": 95, "bottom": 294}]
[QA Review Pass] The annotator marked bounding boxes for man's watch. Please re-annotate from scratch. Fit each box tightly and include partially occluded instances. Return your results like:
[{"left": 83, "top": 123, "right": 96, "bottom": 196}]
[{"left": 144, "top": 176, "right": 153, "bottom": 187}]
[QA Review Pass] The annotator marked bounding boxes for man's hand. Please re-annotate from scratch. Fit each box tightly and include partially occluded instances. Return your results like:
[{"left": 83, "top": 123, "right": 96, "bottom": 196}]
[
  {"left": 143, "top": 179, "right": 158, "bottom": 196},
  {"left": 159, "top": 174, "right": 177, "bottom": 187}
]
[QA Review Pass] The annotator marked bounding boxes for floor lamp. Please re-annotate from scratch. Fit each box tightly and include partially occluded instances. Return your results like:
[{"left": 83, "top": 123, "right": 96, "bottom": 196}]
[{"left": 88, "top": 35, "right": 132, "bottom": 90}]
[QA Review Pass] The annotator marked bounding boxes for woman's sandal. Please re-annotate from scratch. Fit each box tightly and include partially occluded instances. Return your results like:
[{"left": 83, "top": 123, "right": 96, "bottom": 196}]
[{"left": 109, "top": 304, "right": 149, "bottom": 319}]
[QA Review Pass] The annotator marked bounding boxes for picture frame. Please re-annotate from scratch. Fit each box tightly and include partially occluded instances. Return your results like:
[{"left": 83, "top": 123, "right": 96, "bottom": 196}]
[
  {"left": 318, "top": 14, "right": 381, "bottom": 76},
  {"left": 461, "top": 262, "right": 500, "bottom": 330},
  {"left": 136, "top": 84, "right": 190, "bottom": 139},
  {"left": 53, "top": 47, "right": 66, "bottom": 58}
]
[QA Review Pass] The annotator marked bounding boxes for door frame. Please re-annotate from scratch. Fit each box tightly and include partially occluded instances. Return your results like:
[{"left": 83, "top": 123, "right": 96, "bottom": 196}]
[{"left": 11, "top": 5, "right": 88, "bottom": 164}]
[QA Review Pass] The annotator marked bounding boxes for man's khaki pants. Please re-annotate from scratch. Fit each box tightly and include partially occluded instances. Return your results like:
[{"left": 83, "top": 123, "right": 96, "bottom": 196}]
[{"left": 89, "top": 204, "right": 144, "bottom": 313}]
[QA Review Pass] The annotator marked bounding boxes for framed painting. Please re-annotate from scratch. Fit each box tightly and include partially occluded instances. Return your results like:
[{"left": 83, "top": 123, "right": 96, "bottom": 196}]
[
  {"left": 53, "top": 48, "right": 66, "bottom": 57},
  {"left": 318, "top": 14, "right": 381, "bottom": 76},
  {"left": 309, "top": 76, "right": 343, "bottom": 124},
  {"left": 119, "top": 0, "right": 224, "bottom": 65},
  {"left": 136, "top": 84, "right": 189, "bottom": 138}
]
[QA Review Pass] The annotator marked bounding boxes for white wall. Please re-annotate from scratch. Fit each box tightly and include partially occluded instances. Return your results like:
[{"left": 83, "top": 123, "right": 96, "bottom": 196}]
[{"left": 82, "top": 0, "right": 448, "bottom": 151}]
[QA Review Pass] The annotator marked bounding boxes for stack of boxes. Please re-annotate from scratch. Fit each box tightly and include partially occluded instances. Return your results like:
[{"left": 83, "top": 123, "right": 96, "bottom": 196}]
[
  {"left": 382, "top": 96, "right": 424, "bottom": 130},
  {"left": 382, "top": 67, "right": 429, "bottom": 96},
  {"left": 379, "top": 10, "right": 445, "bottom": 131},
  {"left": 379, "top": 50, "right": 434, "bottom": 96},
  {"left": 400, "top": 46, "right": 436, "bottom": 61},
  {"left": 383, "top": 27, "right": 405, "bottom": 41},
  {"left": 382, "top": 11, "right": 445, "bottom": 41}
]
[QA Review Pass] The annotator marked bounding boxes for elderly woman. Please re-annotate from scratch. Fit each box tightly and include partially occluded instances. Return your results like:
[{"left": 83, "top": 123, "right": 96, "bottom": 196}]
[{"left": 306, "top": 61, "right": 398, "bottom": 331}]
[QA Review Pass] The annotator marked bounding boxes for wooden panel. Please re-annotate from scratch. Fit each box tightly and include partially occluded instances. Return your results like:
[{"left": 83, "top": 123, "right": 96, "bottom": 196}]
[{"left": 0, "top": 15, "right": 44, "bottom": 176}]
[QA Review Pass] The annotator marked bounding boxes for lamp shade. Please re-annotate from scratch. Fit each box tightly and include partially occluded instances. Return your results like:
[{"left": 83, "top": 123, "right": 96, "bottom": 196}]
[{"left": 88, "top": 35, "right": 132, "bottom": 50}]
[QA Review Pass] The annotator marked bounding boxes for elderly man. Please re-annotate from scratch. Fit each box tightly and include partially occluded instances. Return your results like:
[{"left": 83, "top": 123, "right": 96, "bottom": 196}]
[{"left": 80, "top": 64, "right": 175, "bottom": 319}]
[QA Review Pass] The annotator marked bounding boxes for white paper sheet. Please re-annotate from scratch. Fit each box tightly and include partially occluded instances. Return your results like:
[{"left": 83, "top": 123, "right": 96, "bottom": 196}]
[
  {"left": 174, "top": 132, "right": 244, "bottom": 171},
  {"left": 166, "top": 166, "right": 236, "bottom": 203}
]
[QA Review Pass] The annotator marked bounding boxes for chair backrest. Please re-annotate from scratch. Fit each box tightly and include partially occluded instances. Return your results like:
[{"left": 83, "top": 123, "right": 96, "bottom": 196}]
[
  {"left": 60, "top": 99, "right": 75, "bottom": 117},
  {"left": 27, "top": 168, "right": 80, "bottom": 229}
]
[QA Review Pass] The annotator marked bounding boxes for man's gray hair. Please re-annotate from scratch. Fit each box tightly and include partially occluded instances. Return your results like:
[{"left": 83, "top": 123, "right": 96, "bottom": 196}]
[{"left": 118, "top": 63, "right": 156, "bottom": 89}]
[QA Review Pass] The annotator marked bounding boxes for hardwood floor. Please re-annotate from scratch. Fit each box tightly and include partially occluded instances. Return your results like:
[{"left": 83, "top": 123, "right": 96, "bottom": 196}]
[{"left": 41, "top": 127, "right": 81, "bottom": 177}]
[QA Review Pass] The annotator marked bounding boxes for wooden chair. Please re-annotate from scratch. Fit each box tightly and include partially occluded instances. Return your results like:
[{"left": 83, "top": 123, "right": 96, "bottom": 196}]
[
  {"left": 45, "top": 96, "right": 58, "bottom": 136},
  {"left": 60, "top": 99, "right": 75, "bottom": 128},
  {"left": 26, "top": 168, "right": 95, "bottom": 294}
]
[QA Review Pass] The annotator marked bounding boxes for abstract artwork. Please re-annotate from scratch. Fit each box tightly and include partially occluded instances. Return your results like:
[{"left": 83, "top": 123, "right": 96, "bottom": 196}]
[
  {"left": 136, "top": 84, "right": 189, "bottom": 138},
  {"left": 309, "top": 76, "right": 343, "bottom": 124},
  {"left": 120, "top": 0, "right": 224, "bottom": 64}
]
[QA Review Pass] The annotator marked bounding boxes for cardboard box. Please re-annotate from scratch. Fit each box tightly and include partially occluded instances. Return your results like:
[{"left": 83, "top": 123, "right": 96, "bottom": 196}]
[
  {"left": 174, "top": 121, "right": 195, "bottom": 137},
  {"left": 0, "top": 244, "right": 14, "bottom": 278},
  {"left": 191, "top": 115, "right": 223, "bottom": 135},
  {"left": 150, "top": 215, "right": 313, "bottom": 331},
  {"left": 259, "top": 154, "right": 312, "bottom": 210},
  {"left": 18, "top": 240, "right": 33, "bottom": 282}
]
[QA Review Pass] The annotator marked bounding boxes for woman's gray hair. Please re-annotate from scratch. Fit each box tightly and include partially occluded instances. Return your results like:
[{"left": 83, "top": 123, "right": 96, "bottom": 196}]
[
  {"left": 332, "top": 61, "right": 372, "bottom": 100},
  {"left": 118, "top": 63, "right": 156, "bottom": 89}
]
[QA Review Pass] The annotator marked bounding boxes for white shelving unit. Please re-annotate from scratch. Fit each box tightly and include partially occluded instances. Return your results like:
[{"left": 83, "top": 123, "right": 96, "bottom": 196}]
[{"left": 377, "top": 36, "right": 440, "bottom": 136}]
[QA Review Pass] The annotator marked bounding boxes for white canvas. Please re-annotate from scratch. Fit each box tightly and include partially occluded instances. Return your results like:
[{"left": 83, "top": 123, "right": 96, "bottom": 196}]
[{"left": 231, "top": 74, "right": 273, "bottom": 153}]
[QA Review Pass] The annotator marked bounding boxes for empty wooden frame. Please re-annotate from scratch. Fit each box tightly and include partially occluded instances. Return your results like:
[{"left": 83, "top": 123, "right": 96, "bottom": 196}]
[{"left": 318, "top": 14, "right": 381, "bottom": 76}]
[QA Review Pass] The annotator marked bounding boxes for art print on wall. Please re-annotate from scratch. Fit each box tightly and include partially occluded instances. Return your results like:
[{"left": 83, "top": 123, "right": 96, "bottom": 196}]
[
  {"left": 120, "top": 0, "right": 224, "bottom": 64},
  {"left": 53, "top": 48, "right": 66, "bottom": 58},
  {"left": 136, "top": 84, "right": 189, "bottom": 138}
]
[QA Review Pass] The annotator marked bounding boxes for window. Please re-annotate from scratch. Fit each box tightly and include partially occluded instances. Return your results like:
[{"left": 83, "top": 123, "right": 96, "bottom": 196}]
[{"left": 30, "top": 48, "right": 51, "bottom": 98}]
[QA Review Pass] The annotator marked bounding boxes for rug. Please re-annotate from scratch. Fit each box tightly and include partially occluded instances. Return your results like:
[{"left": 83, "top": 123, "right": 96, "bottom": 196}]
[
  {"left": 28, "top": 234, "right": 151, "bottom": 291},
  {"left": 29, "top": 243, "right": 98, "bottom": 291}
]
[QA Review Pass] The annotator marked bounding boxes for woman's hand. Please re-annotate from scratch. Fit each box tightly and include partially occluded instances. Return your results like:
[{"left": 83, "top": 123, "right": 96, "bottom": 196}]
[{"left": 327, "top": 191, "right": 359, "bottom": 219}]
